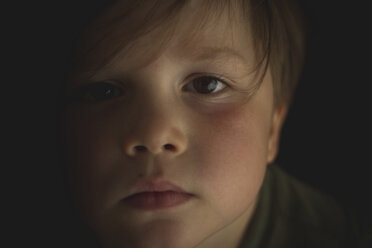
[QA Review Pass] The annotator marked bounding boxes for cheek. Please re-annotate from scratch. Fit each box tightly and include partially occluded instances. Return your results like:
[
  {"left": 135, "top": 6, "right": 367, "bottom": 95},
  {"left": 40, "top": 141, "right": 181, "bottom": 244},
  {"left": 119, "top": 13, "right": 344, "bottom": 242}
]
[
  {"left": 191, "top": 104, "right": 271, "bottom": 215},
  {"left": 64, "top": 112, "right": 127, "bottom": 217},
  {"left": 65, "top": 113, "right": 113, "bottom": 174}
]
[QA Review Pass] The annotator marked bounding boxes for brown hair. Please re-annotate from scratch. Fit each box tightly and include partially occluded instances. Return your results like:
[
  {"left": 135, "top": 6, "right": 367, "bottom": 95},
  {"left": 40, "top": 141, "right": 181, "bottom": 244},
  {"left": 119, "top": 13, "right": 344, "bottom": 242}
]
[{"left": 69, "top": 0, "right": 306, "bottom": 107}]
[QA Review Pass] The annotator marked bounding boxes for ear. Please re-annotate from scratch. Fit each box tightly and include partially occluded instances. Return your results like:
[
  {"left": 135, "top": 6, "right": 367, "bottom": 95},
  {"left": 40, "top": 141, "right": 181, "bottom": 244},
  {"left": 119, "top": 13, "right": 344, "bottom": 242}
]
[{"left": 267, "top": 104, "right": 288, "bottom": 164}]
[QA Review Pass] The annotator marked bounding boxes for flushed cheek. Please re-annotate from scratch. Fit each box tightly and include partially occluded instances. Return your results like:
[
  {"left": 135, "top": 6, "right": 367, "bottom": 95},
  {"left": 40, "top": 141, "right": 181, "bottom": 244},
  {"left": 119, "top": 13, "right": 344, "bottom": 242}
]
[{"left": 191, "top": 105, "right": 270, "bottom": 216}]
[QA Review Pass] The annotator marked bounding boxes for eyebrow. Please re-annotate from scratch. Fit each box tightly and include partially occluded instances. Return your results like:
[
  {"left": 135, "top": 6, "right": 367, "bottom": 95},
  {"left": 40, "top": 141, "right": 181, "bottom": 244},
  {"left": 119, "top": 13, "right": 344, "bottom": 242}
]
[
  {"left": 68, "top": 46, "right": 252, "bottom": 86},
  {"left": 184, "top": 46, "right": 250, "bottom": 66}
]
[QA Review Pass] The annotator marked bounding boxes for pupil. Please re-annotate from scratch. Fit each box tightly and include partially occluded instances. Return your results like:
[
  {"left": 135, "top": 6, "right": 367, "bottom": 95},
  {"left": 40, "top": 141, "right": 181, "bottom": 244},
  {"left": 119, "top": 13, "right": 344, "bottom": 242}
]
[
  {"left": 88, "top": 83, "right": 115, "bottom": 101},
  {"left": 95, "top": 85, "right": 110, "bottom": 96},
  {"left": 195, "top": 78, "right": 217, "bottom": 94}
]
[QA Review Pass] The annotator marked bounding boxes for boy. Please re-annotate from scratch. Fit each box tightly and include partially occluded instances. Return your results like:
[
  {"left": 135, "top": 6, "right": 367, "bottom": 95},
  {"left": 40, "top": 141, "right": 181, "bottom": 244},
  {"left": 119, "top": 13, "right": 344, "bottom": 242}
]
[{"left": 60, "top": 0, "right": 371, "bottom": 247}]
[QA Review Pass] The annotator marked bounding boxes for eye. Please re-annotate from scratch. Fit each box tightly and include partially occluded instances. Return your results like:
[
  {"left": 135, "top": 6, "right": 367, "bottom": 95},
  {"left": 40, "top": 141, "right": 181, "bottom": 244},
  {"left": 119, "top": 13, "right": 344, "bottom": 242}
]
[
  {"left": 183, "top": 76, "right": 228, "bottom": 95},
  {"left": 68, "top": 82, "right": 124, "bottom": 102}
]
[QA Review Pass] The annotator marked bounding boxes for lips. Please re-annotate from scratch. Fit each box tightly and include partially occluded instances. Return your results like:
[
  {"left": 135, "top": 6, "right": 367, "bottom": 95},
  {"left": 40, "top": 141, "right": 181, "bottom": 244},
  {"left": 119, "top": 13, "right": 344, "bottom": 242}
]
[{"left": 123, "top": 181, "right": 194, "bottom": 210}]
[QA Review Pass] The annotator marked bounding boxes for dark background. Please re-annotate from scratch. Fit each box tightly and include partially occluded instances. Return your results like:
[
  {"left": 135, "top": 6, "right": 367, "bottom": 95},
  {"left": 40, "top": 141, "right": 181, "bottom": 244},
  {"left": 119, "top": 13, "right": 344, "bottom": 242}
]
[
  {"left": 7, "top": 0, "right": 371, "bottom": 247},
  {"left": 277, "top": 0, "right": 372, "bottom": 227}
]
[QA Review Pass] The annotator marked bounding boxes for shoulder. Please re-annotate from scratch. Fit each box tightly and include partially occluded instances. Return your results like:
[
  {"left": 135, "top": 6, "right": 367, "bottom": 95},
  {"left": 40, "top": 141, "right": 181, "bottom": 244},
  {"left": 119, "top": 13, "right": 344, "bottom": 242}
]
[
  {"left": 259, "top": 165, "right": 363, "bottom": 247},
  {"left": 268, "top": 165, "right": 349, "bottom": 230}
]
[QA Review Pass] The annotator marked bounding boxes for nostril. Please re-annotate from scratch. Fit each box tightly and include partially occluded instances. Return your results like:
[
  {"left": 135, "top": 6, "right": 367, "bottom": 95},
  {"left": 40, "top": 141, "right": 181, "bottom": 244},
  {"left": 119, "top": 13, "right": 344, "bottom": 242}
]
[
  {"left": 132, "top": 144, "right": 176, "bottom": 154},
  {"left": 135, "top": 146, "right": 147, "bottom": 152},
  {"left": 164, "top": 144, "right": 176, "bottom": 151}
]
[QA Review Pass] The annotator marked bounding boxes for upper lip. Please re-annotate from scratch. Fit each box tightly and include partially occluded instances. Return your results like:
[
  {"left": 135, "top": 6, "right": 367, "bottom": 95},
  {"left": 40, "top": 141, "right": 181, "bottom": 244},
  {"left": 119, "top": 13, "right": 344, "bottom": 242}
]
[{"left": 125, "top": 180, "right": 191, "bottom": 198}]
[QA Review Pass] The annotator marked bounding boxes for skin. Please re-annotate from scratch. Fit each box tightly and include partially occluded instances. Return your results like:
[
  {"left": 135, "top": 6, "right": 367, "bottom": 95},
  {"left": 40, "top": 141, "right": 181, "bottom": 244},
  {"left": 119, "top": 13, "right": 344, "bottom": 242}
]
[{"left": 64, "top": 1, "right": 288, "bottom": 247}]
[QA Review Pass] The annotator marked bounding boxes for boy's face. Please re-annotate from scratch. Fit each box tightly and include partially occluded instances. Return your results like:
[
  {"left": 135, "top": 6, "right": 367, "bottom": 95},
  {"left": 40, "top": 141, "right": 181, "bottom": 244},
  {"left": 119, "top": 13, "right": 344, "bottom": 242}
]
[{"left": 65, "top": 1, "right": 286, "bottom": 247}]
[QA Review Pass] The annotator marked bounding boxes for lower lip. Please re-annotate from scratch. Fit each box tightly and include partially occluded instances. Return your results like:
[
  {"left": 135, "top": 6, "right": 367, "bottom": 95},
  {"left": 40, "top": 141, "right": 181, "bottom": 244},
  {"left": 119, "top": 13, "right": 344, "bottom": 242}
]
[{"left": 124, "top": 191, "right": 193, "bottom": 210}]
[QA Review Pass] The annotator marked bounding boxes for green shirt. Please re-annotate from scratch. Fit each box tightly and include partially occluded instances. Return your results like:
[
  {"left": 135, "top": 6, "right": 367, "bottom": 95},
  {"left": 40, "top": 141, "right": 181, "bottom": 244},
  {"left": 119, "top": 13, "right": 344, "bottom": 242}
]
[{"left": 238, "top": 165, "right": 372, "bottom": 248}]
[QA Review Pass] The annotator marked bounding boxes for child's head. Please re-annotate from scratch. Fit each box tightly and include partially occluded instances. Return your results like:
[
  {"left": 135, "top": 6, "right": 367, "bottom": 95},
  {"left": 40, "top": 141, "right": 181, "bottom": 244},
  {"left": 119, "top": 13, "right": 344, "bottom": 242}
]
[{"left": 62, "top": 0, "right": 306, "bottom": 247}]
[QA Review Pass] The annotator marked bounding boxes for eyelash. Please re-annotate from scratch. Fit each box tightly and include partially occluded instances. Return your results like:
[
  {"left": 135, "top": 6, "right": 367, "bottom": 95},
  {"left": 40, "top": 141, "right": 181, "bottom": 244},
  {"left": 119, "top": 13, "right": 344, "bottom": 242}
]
[{"left": 67, "top": 75, "right": 230, "bottom": 103}]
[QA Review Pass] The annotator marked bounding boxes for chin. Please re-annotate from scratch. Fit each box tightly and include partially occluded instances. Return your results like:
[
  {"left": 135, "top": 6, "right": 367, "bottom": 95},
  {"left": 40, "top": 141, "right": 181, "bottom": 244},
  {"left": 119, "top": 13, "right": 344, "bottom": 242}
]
[{"left": 96, "top": 219, "right": 201, "bottom": 248}]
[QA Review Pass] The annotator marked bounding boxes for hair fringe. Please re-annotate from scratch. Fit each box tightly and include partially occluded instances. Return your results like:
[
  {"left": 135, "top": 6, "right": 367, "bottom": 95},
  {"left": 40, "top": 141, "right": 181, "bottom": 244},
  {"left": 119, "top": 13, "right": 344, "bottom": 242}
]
[{"left": 68, "top": 0, "right": 306, "bottom": 107}]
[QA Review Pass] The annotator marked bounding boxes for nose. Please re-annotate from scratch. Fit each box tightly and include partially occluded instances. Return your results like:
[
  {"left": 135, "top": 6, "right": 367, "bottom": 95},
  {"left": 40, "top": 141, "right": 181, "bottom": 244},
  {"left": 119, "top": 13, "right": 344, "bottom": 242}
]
[{"left": 122, "top": 101, "right": 188, "bottom": 157}]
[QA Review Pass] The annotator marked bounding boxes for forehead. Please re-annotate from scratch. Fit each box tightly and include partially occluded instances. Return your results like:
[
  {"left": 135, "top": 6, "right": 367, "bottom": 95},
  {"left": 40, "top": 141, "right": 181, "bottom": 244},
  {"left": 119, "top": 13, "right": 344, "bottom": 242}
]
[{"left": 72, "top": 0, "right": 255, "bottom": 79}]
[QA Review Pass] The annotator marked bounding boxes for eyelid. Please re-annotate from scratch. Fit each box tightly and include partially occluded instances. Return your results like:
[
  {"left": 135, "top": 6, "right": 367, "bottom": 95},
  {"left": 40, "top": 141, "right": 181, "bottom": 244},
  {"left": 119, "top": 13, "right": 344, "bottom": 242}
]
[
  {"left": 70, "top": 79, "right": 121, "bottom": 88},
  {"left": 191, "top": 72, "right": 238, "bottom": 87}
]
